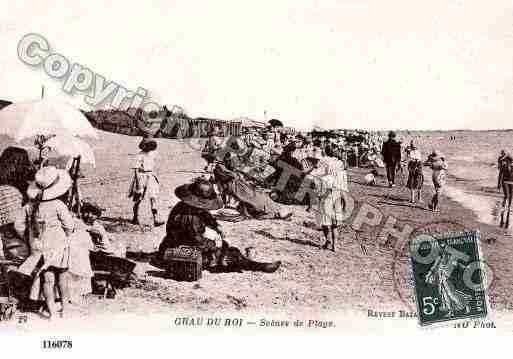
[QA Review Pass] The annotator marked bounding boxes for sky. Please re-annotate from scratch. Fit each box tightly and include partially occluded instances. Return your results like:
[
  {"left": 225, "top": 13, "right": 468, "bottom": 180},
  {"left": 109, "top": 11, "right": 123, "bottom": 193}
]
[{"left": 0, "top": 0, "right": 512, "bottom": 130}]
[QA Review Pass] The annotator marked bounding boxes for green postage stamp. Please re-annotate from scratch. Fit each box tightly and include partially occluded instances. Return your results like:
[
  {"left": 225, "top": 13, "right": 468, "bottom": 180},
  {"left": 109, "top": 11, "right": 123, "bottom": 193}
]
[{"left": 409, "top": 230, "right": 489, "bottom": 326}]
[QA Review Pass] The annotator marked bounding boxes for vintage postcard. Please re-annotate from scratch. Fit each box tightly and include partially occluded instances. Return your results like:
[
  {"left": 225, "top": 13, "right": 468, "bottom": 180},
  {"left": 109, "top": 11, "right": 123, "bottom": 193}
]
[{"left": 0, "top": 0, "right": 513, "bottom": 356}]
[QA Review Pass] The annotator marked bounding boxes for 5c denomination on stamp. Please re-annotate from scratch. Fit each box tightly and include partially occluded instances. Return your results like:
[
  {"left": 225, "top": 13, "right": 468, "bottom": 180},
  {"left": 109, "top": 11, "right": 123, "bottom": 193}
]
[{"left": 409, "top": 230, "right": 490, "bottom": 326}]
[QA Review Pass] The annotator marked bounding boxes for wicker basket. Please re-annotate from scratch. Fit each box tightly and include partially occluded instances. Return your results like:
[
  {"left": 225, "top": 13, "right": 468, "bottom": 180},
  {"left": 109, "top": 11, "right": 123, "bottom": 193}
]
[
  {"left": 0, "top": 185, "right": 23, "bottom": 227},
  {"left": 163, "top": 246, "right": 202, "bottom": 282}
]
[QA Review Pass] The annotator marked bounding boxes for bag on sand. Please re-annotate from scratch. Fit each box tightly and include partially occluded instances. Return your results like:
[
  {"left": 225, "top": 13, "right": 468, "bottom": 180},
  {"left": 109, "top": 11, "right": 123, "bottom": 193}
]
[{"left": 162, "top": 246, "right": 202, "bottom": 282}]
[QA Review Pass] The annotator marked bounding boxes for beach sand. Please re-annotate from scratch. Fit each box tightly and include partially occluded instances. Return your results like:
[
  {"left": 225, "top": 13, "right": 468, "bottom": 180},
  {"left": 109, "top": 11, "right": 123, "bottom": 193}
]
[{"left": 1, "top": 130, "right": 512, "bottom": 331}]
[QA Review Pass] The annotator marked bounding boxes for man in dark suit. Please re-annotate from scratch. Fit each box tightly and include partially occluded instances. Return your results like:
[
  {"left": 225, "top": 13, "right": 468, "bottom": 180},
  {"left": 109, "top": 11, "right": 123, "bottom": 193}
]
[{"left": 381, "top": 131, "right": 401, "bottom": 187}]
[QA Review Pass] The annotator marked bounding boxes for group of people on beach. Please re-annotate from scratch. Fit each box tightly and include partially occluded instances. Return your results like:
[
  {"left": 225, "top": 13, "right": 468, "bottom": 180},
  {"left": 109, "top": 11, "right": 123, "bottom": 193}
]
[
  {"left": 200, "top": 126, "right": 354, "bottom": 251},
  {"left": 379, "top": 131, "right": 448, "bottom": 212},
  {"left": 0, "top": 125, "right": 452, "bottom": 320}
]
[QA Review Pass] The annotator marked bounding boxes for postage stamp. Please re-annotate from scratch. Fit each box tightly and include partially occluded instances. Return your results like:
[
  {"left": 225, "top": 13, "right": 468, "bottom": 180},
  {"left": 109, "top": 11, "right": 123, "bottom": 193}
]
[{"left": 409, "top": 230, "right": 489, "bottom": 326}]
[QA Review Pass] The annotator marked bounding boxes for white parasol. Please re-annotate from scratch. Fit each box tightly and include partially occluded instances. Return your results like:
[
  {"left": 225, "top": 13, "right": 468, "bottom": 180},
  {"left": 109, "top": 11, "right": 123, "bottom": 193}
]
[
  {"left": 44, "top": 135, "right": 96, "bottom": 167},
  {"left": 0, "top": 99, "right": 98, "bottom": 141},
  {"left": 0, "top": 98, "right": 98, "bottom": 217}
]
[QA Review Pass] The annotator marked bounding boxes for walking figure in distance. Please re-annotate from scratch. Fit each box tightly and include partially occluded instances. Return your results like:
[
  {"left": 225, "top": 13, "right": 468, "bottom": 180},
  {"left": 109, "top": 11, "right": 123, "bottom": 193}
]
[
  {"left": 129, "top": 136, "right": 165, "bottom": 227},
  {"left": 381, "top": 131, "right": 402, "bottom": 187}
]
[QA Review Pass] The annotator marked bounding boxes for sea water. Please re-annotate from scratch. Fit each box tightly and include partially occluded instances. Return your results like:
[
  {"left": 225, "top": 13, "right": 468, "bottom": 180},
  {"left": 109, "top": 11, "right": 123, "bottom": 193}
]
[{"left": 403, "top": 130, "right": 512, "bottom": 229}]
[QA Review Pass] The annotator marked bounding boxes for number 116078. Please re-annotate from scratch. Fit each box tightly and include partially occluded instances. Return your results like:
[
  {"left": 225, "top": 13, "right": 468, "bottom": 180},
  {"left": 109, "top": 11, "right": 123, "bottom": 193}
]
[{"left": 42, "top": 340, "right": 72, "bottom": 349}]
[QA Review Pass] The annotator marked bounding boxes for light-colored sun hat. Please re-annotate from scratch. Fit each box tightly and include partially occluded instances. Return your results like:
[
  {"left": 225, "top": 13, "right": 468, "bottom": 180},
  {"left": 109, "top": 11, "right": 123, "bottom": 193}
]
[
  {"left": 27, "top": 166, "right": 72, "bottom": 201},
  {"left": 431, "top": 150, "right": 444, "bottom": 160},
  {"left": 410, "top": 149, "right": 422, "bottom": 161}
]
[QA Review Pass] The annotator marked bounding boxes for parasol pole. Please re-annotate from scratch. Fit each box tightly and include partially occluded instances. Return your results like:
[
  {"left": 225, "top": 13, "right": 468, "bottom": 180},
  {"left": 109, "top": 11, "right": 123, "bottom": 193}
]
[
  {"left": 36, "top": 85, "right": 46, "bottom": 168},
  {"left": 67, "top": 155, "right": 82, "bottom": 217}
]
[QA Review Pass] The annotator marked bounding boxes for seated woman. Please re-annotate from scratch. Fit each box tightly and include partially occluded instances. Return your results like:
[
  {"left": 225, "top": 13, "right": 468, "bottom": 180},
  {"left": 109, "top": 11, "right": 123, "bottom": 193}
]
[
  {"left": 156, "top": 178, "right": 281, "bottom": 273},
  {"left": 214, "top": 153, "right": 292, "bottom": 220},
  {"left": 0, "top": 147, "right": 36, "bottom": 264},
  {"left": 266, "top": 142, "right": 310, "bottom": 205}
]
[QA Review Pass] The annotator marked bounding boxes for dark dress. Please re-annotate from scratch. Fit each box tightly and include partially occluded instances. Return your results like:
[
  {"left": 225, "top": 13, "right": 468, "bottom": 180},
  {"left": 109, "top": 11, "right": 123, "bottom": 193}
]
[
  {"left": 157, "top": 201, "right": 246, "bottom": 269},
  {"left": 406, "top": 160, "right": 424, "bottom": 190},
  {"left": 159, "top": 201, "right": 219, "bottom": 254},
  {"left": 267, "top": 152, "right": 307, "bottom": 204}
]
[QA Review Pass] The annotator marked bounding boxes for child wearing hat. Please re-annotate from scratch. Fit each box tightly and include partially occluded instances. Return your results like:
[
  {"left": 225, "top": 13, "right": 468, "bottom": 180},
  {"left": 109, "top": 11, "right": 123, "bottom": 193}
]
[
  {"left": 129, "top": 137, "right": 164, "bottom": 226},
  {"left": 14, "top": 166, "right": 75, "bottom": 318},
  {"left": 406, "top": 149, "right": 424, "bottom": 203}
]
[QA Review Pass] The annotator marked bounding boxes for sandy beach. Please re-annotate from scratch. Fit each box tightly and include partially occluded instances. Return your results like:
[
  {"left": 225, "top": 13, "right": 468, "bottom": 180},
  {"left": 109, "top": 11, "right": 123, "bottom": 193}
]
[{"left": 1, "top": 129, "right": 512, "bottom": 331}]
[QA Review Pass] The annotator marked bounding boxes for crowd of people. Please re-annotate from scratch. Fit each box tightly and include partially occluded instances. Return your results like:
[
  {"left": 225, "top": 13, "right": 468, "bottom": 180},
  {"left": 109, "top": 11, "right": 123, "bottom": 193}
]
[{"left": 0, "top": 126, "right": 453, "bottom": 320}]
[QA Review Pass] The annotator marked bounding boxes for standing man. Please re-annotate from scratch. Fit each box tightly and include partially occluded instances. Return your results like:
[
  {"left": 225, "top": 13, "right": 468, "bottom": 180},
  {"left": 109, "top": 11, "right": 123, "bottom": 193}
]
[{"left": 381, "top": 131, "right": 402, "bottom": 187}]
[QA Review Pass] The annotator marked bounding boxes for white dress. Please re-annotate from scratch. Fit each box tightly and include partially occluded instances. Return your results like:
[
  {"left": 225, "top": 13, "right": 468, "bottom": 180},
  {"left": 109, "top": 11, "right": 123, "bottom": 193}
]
[
  {"left": 311, "top": 156, "right": 349, "bottom": 226},
  {"left": 133, "top": 150, "right": 160, "bottom": 199}
]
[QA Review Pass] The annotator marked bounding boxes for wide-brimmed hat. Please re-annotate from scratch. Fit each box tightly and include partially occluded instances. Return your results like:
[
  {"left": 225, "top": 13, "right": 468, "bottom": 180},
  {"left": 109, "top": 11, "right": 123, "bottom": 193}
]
[
  {"left": 27, "top": 166, "right": 72, "bottom": 201},
  {"left": 139, "top": 138, "right": 157, "bottom": 152},
  {"left": 175, "top": 179, "right": 223, "bottom": 210},
  {"left": 504, "top": 154, "right": 513, "bottom": 162}
]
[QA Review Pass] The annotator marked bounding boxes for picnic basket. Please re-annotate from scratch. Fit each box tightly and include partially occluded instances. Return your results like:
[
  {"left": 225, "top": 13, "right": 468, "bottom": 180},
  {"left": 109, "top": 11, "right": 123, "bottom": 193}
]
[{"left": 162, "top": 246, "right": 202, "bottom": 282}]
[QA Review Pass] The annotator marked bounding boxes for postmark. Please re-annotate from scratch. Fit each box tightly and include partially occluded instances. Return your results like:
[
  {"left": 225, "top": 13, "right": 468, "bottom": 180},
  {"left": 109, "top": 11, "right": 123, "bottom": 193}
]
[
  {"left": 409, "top": 230, "right": 489, "bottom": 326},
  {"left": 392, "top": 220, "right": 467, "bottom": 313}
]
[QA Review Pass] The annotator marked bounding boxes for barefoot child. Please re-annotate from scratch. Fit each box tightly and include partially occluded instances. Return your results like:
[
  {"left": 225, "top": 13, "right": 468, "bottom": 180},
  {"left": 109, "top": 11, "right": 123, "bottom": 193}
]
[
  {"left": 312, "top": 145, "right": 348, "bottom": 251},
  {"left": 406, "top": 149, "right": 424, "bottom": 203}
]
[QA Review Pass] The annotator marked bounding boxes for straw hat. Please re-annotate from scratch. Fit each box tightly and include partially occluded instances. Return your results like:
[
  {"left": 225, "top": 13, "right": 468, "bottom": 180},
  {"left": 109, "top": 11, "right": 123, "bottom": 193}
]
[
  {"left": 174, "top": 179, "right": 223, "bottom": 210},
  {"left": 27, "top": 166, "right": 72, "bottom": 201}
]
